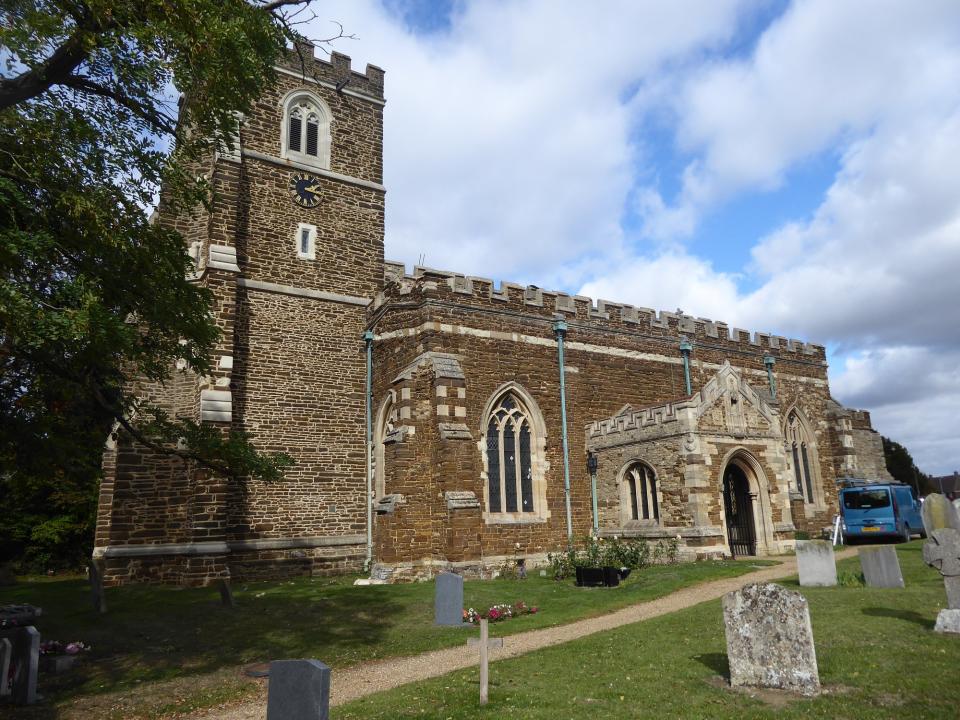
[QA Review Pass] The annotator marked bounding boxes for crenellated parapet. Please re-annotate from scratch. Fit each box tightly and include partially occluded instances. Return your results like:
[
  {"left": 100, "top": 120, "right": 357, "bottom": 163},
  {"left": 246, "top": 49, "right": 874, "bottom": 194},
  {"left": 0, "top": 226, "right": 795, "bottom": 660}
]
[
  {"left": 374, "top": 262, "right": 826, "bottom": 362},
  {"left": 587, "top": 399, "right": 694, "bottom": 441},
  {"left": 278, "top": 41, "right": 385, "bottom": 102}
]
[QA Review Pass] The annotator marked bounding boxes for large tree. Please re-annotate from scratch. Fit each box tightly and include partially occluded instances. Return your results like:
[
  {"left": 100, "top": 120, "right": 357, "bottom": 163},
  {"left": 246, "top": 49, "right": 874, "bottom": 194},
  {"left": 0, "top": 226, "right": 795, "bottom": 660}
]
[{"left": 0, "top": 0, "right": 342, "bottom": 568}]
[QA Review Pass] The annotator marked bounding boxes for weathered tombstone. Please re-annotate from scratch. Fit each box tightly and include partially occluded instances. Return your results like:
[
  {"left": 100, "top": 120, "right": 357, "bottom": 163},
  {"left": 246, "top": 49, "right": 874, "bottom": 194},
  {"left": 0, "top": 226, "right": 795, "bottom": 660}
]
[
  {"left": 266, "top": 659, "right": 330, "bottom": 720},
  {"left": 88, "top": 560, "right": 107, "bottom": 614},
  {"left": 723, "top": 583, "right": 820, "bottom": 695},
  {"left": 434, "top": 572, "right": 470, "bottom": 627},
  {"left": 922, "top": 527, "right": 960, "bottom": 633},
  {"left": 0, "top": 626, "right": 40, "bottom": 705},
  {"left": 0, "top": 564, "right": 15, "bottom": 586},
  {"left": 467, "top": 618, "right": 504, "bottom": 705},
  {"left": 0, "top": 638, "right": 11, "bottom": 696},
  {"left": 217, "top": 579, "right": 235, "bottom": 608},
  {"left": 921, "top": 493, "right": 960, "bottom": 536},
  {"left": 858, "top": 546, "right": 905, "bottom": 589},
  {"left": 796, "top": 540, "right": 837, "bottom": 587}
]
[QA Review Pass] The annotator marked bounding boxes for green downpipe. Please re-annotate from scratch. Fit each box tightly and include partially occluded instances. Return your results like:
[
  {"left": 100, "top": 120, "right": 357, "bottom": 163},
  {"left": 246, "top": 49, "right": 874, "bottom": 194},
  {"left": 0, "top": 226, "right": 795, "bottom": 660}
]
[
  {"left": 680, "top": 337, "right": 693, "bottom": 396},
  {"left": 363, "top": 330, "right": 374, "bottom": 573},
  {"left": 553, "top": 320, "right": 574, "bottom": 544},
  {"left": 587, "top": 452, "right": 599, "bottom": 535},
  {"left": 764, "top": 355, "right": 777, "bottom": 399}
]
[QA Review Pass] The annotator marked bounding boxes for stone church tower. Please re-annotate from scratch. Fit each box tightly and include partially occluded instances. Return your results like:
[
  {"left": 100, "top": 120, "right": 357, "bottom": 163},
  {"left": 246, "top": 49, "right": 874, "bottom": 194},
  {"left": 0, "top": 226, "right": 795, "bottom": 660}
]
[{"left": 95, "top": 46, "right": 892, "bottom": 586}]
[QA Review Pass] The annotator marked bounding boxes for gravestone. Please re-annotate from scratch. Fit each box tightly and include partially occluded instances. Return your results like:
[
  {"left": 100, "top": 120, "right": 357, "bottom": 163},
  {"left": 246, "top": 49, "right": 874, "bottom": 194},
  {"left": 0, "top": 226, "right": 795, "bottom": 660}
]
[
  {"left": 858, "top": 546, "right": 905, "bottom": 588},
  {"left": 922, "top": 526, "right": 960, "bottom": 633},
  {"left": 467, "top": 618, "right": 504, "bottom": 705},
  {"left": 0, "top": 626, "right": 40, "bottom": 704},
  {"left": 921, "top": 493, "right": 960, "bottom": 536},
  {"left": 723, "top": 583, "right": 820, "bottom": 695},
  {"left": 796, "top": 540, "right": 837, "bottom": 587},
  {"left": 89, "top": 560, "right": 107, "bottom": 614},
  {"left": 434, "top": 572, "right": 470, "bottom": 627},
  {"left": 266, "top": 659, "right": 330, "bottom": 720},
  {"left": 0, "top": 638, "right": 11, "bottom": 697},
  {"left": 218, "top": 579, "right": 235, "bottom": 608}
]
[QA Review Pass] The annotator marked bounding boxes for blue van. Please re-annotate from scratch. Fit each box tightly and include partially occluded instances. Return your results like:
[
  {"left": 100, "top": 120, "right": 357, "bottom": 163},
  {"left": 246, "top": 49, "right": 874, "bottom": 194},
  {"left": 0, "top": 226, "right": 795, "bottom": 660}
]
[{"left": 840, "top": 483, "right": 924, "bottom": 543}]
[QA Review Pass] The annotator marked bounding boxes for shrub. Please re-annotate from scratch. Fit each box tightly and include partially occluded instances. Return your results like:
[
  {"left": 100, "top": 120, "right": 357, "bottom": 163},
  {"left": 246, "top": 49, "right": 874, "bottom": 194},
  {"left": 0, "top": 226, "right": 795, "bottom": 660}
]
[{"left": 547, "top": 535, "right": 675, "bottom": 580}]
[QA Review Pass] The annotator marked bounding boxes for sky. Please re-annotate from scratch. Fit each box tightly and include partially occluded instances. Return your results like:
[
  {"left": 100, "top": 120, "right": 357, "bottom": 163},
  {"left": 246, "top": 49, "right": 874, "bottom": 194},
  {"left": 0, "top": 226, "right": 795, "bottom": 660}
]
[{"left": 301, "top": 0, "right": 960, "bottom": 475}]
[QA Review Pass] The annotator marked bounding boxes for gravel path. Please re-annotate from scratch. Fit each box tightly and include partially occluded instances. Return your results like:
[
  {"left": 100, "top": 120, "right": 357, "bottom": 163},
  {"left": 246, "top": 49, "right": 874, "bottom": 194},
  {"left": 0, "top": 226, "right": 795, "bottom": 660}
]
[{"left": 191, "top": 549, "right": 856, "bottom": 719}]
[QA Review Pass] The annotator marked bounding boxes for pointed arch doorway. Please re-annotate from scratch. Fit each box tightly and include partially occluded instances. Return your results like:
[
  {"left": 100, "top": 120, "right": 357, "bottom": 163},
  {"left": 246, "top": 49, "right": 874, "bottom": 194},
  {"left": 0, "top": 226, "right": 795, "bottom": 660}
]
[{"left": 723, "top": 463, "right": 757, "bottom": 557}]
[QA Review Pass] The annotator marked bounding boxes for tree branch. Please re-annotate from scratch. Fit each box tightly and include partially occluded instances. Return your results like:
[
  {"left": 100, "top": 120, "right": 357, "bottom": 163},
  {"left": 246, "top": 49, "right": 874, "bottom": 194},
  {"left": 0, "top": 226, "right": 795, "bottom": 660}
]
[
  {"left": 61, "top": 75, "right": 178, "bottom": 135},
  {"left": 0, "top": 28, "right": 93, "bottom": 111}
]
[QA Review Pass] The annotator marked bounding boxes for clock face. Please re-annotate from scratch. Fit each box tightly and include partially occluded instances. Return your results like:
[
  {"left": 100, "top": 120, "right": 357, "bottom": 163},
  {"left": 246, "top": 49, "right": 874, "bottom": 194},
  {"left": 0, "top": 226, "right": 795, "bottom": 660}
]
[{"left": 290, "top": 173, "right": 322, "bottom": 208}]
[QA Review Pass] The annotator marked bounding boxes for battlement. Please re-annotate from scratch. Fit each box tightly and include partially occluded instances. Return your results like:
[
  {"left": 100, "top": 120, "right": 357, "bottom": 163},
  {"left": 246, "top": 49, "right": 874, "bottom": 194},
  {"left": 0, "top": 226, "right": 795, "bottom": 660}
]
[
  {"left": 278, "top": 40, "right": 385, "bottom": 102},
  {"left": 377, "top": 261, "right": 826, "bottom": 361}
]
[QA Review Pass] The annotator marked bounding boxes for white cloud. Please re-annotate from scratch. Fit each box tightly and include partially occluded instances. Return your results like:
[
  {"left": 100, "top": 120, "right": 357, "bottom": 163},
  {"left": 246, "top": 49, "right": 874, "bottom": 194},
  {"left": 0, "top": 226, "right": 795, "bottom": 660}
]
[
  {"left": 299, "top": 2, "right": 960, "bottom": 473},
  {"left": 307, "top": 0, "right": 746, "bottom": 278}
]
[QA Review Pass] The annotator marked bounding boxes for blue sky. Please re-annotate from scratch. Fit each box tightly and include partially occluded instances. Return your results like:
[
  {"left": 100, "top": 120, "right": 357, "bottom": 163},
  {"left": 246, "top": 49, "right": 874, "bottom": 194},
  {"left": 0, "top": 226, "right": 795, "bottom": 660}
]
[{"left": 304, "top": 1, "right": 960, "bottom": 475}]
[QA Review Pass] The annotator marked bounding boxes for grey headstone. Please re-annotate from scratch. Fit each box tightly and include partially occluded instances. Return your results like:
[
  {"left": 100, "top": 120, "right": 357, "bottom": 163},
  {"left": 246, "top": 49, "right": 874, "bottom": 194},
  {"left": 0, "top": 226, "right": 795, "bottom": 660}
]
[
  {"left": 266, "top": 659, "right": 330, "bottom": 720},
  {"left": 921, "top": 493, "right": 960, "bottom": 536},
  {"left": 0, "top": 638, "right": 11, "bottom": 696},
  {"left": 934, "top": 608, "right": 960, "bottom": 634},
  {"left": 0, "top": 564, "right": 15, "bottom": 586},
  {"left": 89, "top": 560, "right": 107, "bottom": 614},
  {"left": 218, "top": 579, "right": 235, "bottom": 608},
  {"left": 434, "top": 572, "right": 467, "bottom": 626},
  {"left": 796, "top": 540, "right": 837, "bottom": 587},
  {"left": 0, "top": 626, "right": 40, "bottom": 704},
  {"left": 723, "top": 583, "right": 820, "bottom": 695},
  {"left": 858, "top": 546, "right": 904, "bottom": 589}
]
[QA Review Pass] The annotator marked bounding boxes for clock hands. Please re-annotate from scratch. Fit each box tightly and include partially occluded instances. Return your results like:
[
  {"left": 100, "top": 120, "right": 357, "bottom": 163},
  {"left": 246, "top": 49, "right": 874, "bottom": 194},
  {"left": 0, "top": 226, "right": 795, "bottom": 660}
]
[{"left": 304, "top": 182, "right": 323, "bottom": 195}]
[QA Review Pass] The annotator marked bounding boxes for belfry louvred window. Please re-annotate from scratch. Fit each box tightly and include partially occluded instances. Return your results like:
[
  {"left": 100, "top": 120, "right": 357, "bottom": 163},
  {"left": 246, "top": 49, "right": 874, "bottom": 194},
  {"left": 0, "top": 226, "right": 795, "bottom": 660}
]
[
  {"left": 283, "top": 93, "right": 330, "bottom": 167},
  {"left": 485, "top": 394, "right": 535, "bottom": 514}
]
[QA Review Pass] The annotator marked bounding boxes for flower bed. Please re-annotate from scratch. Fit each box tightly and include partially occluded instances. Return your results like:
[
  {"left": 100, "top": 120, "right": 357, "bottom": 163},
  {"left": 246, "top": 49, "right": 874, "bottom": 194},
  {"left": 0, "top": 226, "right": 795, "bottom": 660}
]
[{"left": 463, "top": 601, "right": 538, "bottom": 625}]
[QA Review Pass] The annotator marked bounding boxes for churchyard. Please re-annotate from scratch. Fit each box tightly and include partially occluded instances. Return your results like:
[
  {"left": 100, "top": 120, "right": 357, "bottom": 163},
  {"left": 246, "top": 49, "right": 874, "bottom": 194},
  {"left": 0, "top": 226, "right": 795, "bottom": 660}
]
[
  {"left": 0, "top": 556, "right": 766, "bottom": 718},
  {"left": 4, "top": 511, "right": 960, "bottom": 720},
  {"left": 335, "top": 542, "right": 959, "bottom": 719}
]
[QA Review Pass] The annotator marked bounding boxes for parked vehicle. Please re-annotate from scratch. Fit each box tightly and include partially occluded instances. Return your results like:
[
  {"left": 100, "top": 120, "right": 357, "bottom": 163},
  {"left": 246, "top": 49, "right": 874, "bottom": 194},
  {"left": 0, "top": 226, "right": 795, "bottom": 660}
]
[{"left": 839, "top": 483, "right": 924, "bottom": 543}]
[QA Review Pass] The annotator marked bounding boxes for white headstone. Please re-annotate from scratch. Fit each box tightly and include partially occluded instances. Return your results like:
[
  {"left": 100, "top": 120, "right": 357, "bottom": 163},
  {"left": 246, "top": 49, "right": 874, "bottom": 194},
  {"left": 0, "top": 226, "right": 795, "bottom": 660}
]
[{"left": 796, "top": 540, "right": 837, "bottom": 587}]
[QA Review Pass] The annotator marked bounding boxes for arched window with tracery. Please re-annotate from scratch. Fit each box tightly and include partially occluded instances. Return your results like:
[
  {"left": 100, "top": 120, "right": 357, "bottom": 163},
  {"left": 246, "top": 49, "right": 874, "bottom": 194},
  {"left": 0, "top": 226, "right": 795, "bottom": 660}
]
[
  {"left": 786, "top": 410, "right": 818, "bottom": 504},
  {"left": 482, "top": 387, "right": 547, "bottom": 522},
  {"left": 623, "top": 462, "right": 659, "bottom": 522},
  {"left": 373, "top": 393, "right": 397, "bottom": 500},
  {"left": 282, "top": 92, "right": 331, "bottom": 168}
]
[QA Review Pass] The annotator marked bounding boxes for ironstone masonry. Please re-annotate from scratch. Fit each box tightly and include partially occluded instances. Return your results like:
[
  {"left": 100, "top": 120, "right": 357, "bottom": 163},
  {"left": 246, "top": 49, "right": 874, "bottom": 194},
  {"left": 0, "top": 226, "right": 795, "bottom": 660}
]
[{"left": 94, "top": 46, "right": 892, "bottom": 586}]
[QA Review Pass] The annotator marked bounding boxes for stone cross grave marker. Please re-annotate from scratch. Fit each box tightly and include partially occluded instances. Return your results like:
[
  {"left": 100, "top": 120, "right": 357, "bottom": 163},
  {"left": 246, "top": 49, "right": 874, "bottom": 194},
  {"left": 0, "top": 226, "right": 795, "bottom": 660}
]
[
  {"left": 921, "top": 493, "right": 960, "bottom": 536},
  {"left": 466, "top": 618, "right": 503, "bottom": 705},
  {"left": 858, "top": 546, "right": 904, "bottom": 588},
  {"left": 722, "top": 583, "right": 820, "bottom": 696},
  {"left": 796, "top": 540, "right": 837, "bottom": 587},
  {"left": 434, "top": 572, "right": 471, "bottom": 627},
  {"left": 922, "top": 527, "right": 960, "bottom": 633},
  {"left": 266, "top": 659, "right": 331, "bottom": 720},
  {"left": 88, "top": 560, "right": 107, "bottom": 614}
]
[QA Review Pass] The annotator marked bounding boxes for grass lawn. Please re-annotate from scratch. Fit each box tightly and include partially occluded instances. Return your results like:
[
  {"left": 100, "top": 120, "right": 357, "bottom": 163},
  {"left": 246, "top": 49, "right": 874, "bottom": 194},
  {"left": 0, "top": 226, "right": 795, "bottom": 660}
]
[
  {"left": 335, "top": 542, "right": 960, "bottom": 719},
  {"left": 0, "top": 557, "right": 772, "bottom": 719}
]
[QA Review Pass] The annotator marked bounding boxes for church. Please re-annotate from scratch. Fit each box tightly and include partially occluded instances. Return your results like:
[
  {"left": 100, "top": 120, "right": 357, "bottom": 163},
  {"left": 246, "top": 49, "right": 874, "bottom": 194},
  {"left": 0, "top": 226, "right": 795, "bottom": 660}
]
[{"left": 94, "top": 44, "right": 891, "bottom": 585}]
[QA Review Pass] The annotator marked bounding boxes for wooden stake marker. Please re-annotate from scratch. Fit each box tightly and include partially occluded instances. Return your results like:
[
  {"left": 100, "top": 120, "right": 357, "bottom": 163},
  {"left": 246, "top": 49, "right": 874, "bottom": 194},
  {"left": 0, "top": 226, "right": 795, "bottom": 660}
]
[{"left": 466, "top": 619, "right": 503, "bottom": 705}]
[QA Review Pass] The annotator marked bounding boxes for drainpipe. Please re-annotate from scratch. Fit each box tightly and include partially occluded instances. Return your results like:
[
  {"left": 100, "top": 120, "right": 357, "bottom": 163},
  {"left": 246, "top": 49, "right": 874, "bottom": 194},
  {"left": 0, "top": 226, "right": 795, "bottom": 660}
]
[
  {"left": 679, "top": 336, "right": 693, "bottom": 396},
  {"left": 553, "top": 319, "right": 574, "bottom": 545},
  {"left": 587, "top": 452, "right": 599, "bottom": 535},
  {"left": 764, "top": 355, "right": 777, "bottom": 399},
  {"left": 363, "top": 330, "right": 374, "bottom": 573}
]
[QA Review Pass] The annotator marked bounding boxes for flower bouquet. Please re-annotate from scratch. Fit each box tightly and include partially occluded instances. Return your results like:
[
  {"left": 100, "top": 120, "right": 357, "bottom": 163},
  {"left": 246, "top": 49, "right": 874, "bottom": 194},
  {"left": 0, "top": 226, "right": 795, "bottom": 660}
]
[
  {"left": 39, "top": 640, "right": 90, "bottom": 674},
  {"left": 463, "top": 600, "right": 538, "bottom": 625}
]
